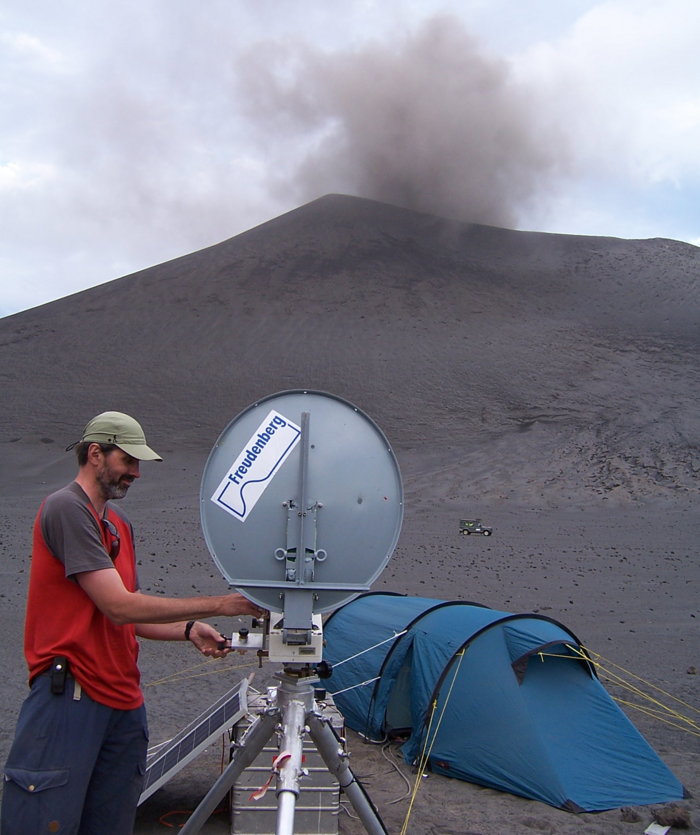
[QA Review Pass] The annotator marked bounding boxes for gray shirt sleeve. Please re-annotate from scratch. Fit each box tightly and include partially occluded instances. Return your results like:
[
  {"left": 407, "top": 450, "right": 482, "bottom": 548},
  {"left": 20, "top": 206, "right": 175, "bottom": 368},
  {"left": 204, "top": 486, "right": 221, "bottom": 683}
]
[{"left": 40, "top": 483, "right": 117, "bottom": 577}]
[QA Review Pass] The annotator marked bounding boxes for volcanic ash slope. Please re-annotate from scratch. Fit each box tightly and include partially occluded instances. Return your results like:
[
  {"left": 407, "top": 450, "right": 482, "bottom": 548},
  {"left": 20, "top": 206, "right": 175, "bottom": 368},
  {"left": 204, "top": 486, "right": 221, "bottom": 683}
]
[{"left": 0, "top": 194, "right": 698, "bottom": 505}]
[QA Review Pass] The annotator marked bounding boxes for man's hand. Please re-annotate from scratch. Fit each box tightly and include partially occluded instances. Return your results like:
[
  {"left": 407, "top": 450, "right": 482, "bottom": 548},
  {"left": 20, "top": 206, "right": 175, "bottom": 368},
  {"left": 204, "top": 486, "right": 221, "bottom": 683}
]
[
  {"left": 219, "top": 593, "right": 266, "bottom": 619},
  {"left": 188, "top": 622, "right": 232, "bottom": 658}
]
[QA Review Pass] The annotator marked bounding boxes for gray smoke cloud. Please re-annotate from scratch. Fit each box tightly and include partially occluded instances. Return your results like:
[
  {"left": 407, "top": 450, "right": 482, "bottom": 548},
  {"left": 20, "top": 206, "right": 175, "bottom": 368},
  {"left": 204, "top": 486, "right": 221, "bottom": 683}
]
[{"left": 238, "top": 15, "right": 569, "bottom": 227}]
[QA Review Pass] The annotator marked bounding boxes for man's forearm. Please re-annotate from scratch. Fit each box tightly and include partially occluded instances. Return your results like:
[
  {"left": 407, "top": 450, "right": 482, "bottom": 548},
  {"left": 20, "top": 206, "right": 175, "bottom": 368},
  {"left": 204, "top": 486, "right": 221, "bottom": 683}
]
[
  {"left": 136, "top": 619, "right": 233, "bottom": 659},
  {"left": 135, "top": 621, "right": 189, "bottom": 641},
  {"left": 76, "top": 568, "right": 261, "bottom": 625},
  {"left": 101, "top": 590, "right": 232, "bottom": 625}
]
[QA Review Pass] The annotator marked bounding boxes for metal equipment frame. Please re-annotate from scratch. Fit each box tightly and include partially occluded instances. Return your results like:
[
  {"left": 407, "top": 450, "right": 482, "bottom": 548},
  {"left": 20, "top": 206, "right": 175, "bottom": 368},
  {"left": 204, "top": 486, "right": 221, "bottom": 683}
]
[{"left": 179, "top": 669, "right": 387, "bottom": 835}]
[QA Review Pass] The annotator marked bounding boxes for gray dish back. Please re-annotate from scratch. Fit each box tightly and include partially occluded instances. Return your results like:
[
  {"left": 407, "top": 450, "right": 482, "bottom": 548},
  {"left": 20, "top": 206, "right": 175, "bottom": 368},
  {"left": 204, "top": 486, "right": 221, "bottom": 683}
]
[{"left": 200, "top": 390, "right": 404, "bottom": 613}]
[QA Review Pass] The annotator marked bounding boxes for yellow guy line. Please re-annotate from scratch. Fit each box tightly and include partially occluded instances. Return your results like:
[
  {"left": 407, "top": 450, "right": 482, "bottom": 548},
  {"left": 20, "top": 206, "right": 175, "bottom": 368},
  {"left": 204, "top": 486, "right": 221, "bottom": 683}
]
[
  {"left": 504, "top": 646, "right": 699, "bottom": 738},
  {"left": 612, "top": 699, "right": 700, "bottom": 738},
  {"left": 576, "top": 645, "right": 700, "bottom": 716},
  {"left": 604, "top": 679, "right": 700, "bottom": 734},
  {"left": 566, "top": 644, "right": 700, "bottom": 735},
  {"left": 146, "top": 658, "right": 259, "bottom": 688},
  {"left": 525, "top": 646, "right": 699, "bottom": 737},
  {"left": 146, "top": 657, "right": 218, "bottom": 687},
  {"left": 400, "top": 648, "right": 466, "bottom": 835},
  {"left": 399, "top": 705, "right": 437, "bottom": 835}
]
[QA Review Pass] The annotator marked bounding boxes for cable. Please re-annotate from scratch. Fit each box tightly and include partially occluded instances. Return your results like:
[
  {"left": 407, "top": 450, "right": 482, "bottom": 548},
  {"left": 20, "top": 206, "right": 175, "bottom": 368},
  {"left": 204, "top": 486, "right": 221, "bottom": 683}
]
[
  {"left": 381, "top": 741, "right": 412, "bottom": 805},
  {"left": 340, "top": 801, "right": 360, "bottom": 820},
  {"left": 331, "top": 630, "right": 408, "bottom": 669},
  {"left": 146, "top": 737, "right": 173, "bottom": 755},
  {"left": 331, "top": 676, "right": 381, "bottom": 696}
]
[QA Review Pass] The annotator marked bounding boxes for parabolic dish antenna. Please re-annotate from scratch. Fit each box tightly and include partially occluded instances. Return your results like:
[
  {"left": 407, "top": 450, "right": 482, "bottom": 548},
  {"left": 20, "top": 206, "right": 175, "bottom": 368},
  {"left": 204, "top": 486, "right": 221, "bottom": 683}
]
[{"left": 200, "top": 390, "right": 403, "bottom": 614}]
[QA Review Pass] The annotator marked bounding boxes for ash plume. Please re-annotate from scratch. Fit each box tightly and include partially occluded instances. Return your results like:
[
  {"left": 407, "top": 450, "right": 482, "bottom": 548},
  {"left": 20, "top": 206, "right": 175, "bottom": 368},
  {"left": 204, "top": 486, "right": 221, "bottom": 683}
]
[{"left": 237, "top": 15, "right": 569, "bottom": 228}]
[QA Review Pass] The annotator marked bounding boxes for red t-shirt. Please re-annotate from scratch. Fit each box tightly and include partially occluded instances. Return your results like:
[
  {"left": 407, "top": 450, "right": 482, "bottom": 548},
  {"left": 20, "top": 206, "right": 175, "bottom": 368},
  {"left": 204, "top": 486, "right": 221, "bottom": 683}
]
[{"left": 24, "top": 482, "right": 143, "bottom": 710}]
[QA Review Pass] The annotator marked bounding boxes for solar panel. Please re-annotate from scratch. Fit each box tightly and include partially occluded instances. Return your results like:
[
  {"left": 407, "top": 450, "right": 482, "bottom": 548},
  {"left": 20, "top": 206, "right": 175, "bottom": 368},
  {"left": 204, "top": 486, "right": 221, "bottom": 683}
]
[{"left": 138, "top": 678, "right": 249, "bottom": 805}]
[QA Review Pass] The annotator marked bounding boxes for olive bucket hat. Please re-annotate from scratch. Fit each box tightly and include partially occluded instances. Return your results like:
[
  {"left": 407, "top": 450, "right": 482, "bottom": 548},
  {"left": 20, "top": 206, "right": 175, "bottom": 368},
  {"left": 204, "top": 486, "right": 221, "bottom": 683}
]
[{"left": 70, "top": 411, "right": 163, "bottom": 461}]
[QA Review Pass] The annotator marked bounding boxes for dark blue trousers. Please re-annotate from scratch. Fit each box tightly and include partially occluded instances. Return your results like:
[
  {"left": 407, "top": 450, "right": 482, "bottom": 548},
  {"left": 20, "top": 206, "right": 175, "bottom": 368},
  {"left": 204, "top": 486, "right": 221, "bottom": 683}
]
[{"left": 1, "top": 674, "right": 148, "bottom": 835}]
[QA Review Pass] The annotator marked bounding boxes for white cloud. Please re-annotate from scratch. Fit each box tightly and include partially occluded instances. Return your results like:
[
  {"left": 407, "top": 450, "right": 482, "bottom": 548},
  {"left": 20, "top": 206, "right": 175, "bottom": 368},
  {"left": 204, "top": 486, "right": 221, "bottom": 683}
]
[
  {"left": 0, "top": 30, "right": 69, "bottom": 71},
  {"left": 0, "top": 160, "right": 56, "bottom": 190},
  {"left": 513, "top": 0, "right": 700, "bottom": 186}
]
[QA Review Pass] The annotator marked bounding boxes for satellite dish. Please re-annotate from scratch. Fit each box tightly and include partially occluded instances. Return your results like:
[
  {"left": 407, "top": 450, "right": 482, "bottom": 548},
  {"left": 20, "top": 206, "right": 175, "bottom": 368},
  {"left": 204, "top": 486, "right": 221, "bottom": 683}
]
[
  {"left": 188, "top": 391, "right": 398, "bottom": 835},
  {"left": 200, "top": 390, "right": 403, "bottom": 615}
]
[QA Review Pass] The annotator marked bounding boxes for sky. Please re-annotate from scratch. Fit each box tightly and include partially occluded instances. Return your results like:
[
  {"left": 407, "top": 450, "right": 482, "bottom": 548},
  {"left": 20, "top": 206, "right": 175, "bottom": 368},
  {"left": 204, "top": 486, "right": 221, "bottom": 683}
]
[{"left": 1, "top": 0, "right": 699, "bottom": 318}]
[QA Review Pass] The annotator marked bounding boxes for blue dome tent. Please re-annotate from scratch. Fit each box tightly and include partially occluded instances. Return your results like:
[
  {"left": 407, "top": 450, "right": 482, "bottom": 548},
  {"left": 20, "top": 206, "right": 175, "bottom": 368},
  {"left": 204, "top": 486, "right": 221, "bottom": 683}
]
[{"left": 323, "top": 593, "right": 686, "bottom": 812}]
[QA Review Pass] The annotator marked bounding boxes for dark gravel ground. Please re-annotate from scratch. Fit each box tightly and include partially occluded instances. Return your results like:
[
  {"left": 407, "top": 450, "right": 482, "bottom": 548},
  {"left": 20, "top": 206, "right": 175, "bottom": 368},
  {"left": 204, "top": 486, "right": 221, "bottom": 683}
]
[{"left": 1, "top": 448, "right": 697, "bottom": 834}]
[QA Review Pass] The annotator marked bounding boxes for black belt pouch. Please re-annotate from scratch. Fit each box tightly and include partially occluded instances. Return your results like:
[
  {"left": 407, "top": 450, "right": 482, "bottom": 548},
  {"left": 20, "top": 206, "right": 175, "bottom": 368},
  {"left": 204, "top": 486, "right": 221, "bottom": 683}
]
[{"left": 50, "top": 656, "right": 69, "bottom": 695}]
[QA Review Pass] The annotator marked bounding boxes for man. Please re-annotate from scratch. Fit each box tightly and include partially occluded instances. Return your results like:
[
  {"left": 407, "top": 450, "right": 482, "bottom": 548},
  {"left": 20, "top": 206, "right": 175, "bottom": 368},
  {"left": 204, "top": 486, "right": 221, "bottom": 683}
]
[{"left": 1, "top": 411, "right": 264, "bottom": 835}]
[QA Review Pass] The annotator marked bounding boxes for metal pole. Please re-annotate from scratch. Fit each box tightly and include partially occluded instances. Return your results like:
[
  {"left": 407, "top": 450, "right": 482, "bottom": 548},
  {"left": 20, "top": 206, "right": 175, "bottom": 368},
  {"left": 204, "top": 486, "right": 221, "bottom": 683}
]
[
  {"left": 179, "top": 710, "right": 278, "bottom": 835},
  {"left": 307, "top": 713, "right": 388, "bottom": 835},
  {"left": 296, "top": 411, "right": 310, "bottom": 586},
  {"left": 275, "top": 698, "right": 307, "bottom": 835}
]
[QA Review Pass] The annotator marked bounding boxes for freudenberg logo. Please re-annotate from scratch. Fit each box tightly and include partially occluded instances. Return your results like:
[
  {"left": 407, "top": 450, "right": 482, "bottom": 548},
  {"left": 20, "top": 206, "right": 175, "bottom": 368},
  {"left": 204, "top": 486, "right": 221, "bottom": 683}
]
[{"left": 211, "top": 410, "right": 301, "bottom": 522}]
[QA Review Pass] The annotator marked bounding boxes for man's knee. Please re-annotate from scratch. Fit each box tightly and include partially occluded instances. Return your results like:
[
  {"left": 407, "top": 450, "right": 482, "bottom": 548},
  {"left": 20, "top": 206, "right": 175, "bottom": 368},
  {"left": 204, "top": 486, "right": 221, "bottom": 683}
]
[
  {"left": 77, "top": 703, "right": 148, "bottom": 835},
  {"left": 1, "top": 768, "right": 80, "bottom": 835},
  {"left": 1, "top": 678, "right": 103, "bottom": 835}
]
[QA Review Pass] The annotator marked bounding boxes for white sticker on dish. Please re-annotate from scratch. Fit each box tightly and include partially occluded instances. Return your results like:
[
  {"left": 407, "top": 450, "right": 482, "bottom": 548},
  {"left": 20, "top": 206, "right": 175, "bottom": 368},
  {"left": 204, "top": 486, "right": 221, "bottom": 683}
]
[{"left": 211, "top": 410, "right": 301, "bottom": 522}]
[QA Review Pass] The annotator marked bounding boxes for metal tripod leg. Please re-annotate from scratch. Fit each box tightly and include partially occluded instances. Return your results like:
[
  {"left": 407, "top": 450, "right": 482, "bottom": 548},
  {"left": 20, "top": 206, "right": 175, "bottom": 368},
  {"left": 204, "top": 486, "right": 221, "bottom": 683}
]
[
  {"left": 179, "top": 710, "right": 278, "bottom": 835},
  {"left": 178, "top": 681, "right": 387, "bottom": 835},
  {"left": 307, "top": 713, "right": 388, "bottom": 835}
]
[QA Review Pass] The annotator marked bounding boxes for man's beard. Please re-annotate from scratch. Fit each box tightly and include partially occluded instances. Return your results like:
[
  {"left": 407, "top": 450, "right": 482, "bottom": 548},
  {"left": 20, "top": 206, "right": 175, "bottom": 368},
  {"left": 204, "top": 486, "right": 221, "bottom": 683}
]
[{"left": 96, "top": 462, "right": 133, "bottom": 500}]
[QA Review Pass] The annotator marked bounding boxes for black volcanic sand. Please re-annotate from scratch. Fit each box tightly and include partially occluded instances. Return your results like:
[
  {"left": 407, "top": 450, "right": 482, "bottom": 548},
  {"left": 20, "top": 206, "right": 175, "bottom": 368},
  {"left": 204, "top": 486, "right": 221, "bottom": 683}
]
[
  {"left": 0, "top": 448, "right": 697, "bottom": 834},
  {"left": 1, "top": 196, "right": 699, "bottom": 832}
]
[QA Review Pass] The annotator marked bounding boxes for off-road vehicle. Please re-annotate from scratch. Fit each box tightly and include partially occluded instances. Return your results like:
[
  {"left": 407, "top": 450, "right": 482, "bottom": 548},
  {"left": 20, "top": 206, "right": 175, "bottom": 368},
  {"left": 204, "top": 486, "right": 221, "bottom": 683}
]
[{"left": 459, "top": 518, "right": 492, "bottom": 536}]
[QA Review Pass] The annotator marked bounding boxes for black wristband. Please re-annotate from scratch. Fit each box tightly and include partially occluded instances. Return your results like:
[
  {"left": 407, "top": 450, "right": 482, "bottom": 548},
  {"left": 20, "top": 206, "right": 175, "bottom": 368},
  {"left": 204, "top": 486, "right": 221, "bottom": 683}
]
[{"left": 185, "top": 621, "right": 196, "bottom": 641}]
